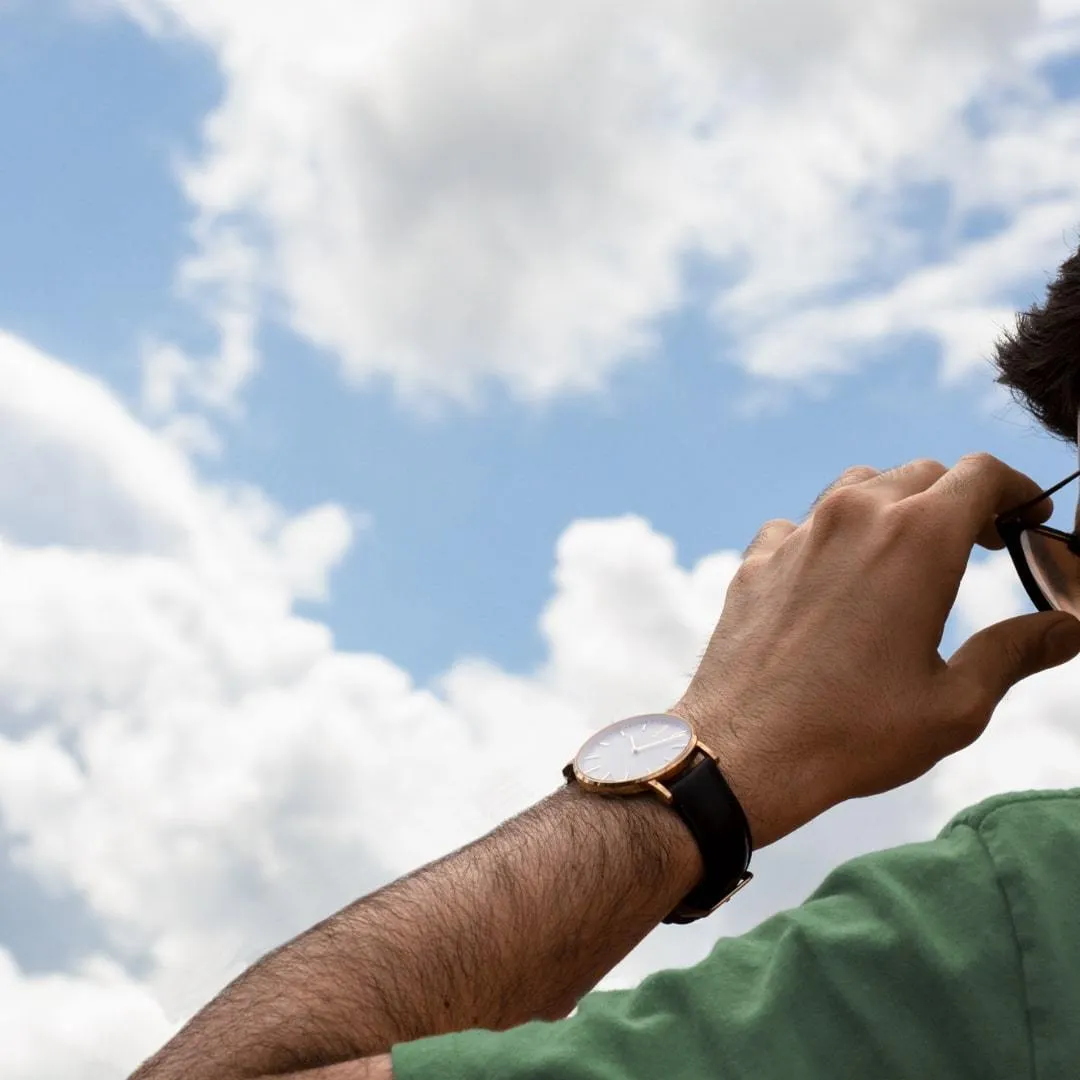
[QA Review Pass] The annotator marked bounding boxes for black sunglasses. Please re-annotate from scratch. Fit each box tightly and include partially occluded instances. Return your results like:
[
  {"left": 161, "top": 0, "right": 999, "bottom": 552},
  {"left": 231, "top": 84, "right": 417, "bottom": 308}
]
[{"left": 996, "top": 464, "right": 1080, "bottom": 614}]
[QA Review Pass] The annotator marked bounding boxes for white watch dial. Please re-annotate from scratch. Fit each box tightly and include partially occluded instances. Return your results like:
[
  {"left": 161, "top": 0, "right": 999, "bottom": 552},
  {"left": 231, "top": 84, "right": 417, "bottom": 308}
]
[{"left": 576, "top": 713, "right": 694, "bottom": 784}]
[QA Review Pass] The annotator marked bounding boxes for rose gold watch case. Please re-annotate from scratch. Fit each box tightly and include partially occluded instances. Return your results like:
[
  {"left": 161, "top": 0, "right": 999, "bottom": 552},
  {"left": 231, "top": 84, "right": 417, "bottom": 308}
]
[{"left": 562, "top": 714, "right": 720, "bottom": 807}]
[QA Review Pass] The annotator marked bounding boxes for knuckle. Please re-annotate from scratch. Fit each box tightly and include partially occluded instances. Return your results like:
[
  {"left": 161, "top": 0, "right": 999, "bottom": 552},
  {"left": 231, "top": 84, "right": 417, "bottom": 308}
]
[
  {"left": 759, "top": 516, "right": 794, "bottom": 537},
  {"left": 814, "top": 483, "right": 875, "bottom": 524},
  {"left": 810, "top": 466, "right": 878, "bottom": 514},
  {"left": 958, "top": 450, "right": 1002, "bottom": 473},
  {"left": 840, "top": 465, "right": 878, "bottom": 484},
  {"left": 908, "top": 457, "right": 947, "bottom": 480},
  {"left": 741, "top": 518, "right": 794, "bottom": 559},
  {"left": 886, "top": 497, "right": 940, "bottom": 539}
]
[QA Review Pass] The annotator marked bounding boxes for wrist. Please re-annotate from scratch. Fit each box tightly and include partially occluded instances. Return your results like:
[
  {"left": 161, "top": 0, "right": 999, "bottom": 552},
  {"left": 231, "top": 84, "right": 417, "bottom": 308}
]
[{"left": 668, "top": 696, "right": 775, "bottom": 850}]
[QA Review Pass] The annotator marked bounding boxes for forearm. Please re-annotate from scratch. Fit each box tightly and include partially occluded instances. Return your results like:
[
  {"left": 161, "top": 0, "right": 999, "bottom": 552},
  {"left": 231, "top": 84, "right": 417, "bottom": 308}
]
[{"left": 131, "top": 781, "right": 703, "bottom": 1080}]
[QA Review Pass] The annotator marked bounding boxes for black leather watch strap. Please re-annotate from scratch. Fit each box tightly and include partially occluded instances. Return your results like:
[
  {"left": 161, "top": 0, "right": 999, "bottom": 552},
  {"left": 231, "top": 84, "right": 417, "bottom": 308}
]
[{"left": 661, "top": 753, "right": 753, "bottom": 924}]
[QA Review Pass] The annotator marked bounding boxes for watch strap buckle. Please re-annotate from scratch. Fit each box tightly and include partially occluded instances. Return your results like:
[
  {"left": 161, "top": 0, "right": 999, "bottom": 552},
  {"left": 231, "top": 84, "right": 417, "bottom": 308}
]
[{"left": 663, "top": 871, "right": 753, "bottom": 924}]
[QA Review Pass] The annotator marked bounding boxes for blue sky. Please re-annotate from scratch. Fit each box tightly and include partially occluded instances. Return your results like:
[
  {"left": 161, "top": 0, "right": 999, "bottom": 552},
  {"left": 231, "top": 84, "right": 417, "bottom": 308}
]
[{"left": 6, "top": 3, "right": 1080, "bottom": 1075}]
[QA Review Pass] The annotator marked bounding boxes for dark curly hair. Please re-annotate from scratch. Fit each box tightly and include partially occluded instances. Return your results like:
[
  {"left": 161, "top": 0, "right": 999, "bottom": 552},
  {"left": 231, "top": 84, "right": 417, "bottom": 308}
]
[{"left": 994, "top": 248, "right": 1080, "bottom": 445}]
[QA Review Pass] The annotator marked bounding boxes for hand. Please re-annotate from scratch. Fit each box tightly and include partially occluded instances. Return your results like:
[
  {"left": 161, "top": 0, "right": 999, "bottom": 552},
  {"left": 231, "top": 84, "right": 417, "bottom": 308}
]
[{"left": 672, "top": 454, "right": 1080, "bottom": 850}]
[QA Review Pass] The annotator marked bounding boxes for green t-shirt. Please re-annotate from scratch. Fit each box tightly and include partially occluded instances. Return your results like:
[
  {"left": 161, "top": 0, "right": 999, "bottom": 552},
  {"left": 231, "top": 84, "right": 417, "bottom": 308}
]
[{"left": 392, "top": 789, "right": 1080, "bottom": 1079}]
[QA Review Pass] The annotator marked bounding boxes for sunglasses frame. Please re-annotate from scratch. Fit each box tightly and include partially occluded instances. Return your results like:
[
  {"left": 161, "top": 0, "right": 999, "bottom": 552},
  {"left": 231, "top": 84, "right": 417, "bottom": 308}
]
[{"left": 996, "top": 465, "right": 1080, "bottom": 613}]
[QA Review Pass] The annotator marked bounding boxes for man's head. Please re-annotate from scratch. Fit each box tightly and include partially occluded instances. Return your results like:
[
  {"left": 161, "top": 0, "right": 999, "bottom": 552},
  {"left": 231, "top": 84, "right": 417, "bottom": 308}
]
[{"left": 994, "top": 247, "right": 1080, "bottom": 444}]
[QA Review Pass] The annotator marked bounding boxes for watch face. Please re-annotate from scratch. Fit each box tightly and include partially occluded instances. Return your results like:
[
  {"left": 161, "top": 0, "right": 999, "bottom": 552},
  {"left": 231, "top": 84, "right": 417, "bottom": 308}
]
[{"left": 576, "top": 713, "right": 694, "bottom": 785}]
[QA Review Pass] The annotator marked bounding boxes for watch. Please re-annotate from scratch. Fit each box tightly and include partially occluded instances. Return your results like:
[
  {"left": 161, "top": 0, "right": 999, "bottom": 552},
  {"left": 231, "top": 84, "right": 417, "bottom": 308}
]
[{"left": 562, "top": 712, "right": 753, "bottom": 923}]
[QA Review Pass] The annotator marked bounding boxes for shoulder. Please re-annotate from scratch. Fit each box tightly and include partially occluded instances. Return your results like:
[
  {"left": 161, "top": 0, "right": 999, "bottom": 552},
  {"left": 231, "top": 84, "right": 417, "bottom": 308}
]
[
  {"left": 937, "top": 786, "right": 1080, "bottom": 890},
  {"left": 821, "top": 786, "right": 1080, "bottom": 904},
  {"left": 941, "top": 786, "right": 1080, "bottom": 838},
  {"left": 933, "top": 788, "right": 1080, "bottom": 1077},
  {"left": 787, "top": 787, "right": 1080, "bottom": 966}
]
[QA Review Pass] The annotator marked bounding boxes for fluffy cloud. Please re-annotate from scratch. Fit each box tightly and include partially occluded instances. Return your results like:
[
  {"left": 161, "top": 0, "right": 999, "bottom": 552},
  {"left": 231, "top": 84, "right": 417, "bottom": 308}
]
[
  {"left": 87, "top": 0, "right": 1080, "bottom": 412},
  {"left": 933, "top": 548, "right": 1080, "bottom": 809},
  {"left": 9, "top": 6, "right": 1080, "bottom": 1076},
  {"left": 0, "top": 329, "right": 736, "bottom": 1073},
  {"left": 4, "top": 328, "right": 1080, "bottom": 1073},
  {"left": 0, "top": 950, "right": 172, "bottom": 1080},
  {"left": 0, "top": 330, "right": 959, "bottom": 1075}
]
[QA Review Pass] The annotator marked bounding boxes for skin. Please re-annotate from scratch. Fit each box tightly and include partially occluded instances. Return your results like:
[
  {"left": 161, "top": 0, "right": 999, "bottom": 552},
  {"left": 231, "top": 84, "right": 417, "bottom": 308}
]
[{"left": 129, "top": 453, "right": 1080, "bottom": 1080}]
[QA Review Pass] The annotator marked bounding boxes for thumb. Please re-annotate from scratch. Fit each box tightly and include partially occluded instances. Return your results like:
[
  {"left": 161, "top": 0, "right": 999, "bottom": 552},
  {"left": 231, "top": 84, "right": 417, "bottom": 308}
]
[{"left": 948, "top": 612, "right": 1080, "bottom": 706}]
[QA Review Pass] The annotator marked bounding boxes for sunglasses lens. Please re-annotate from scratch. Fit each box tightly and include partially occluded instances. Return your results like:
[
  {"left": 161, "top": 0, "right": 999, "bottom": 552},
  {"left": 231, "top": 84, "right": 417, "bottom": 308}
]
[{"left": 1021, "top": 530, "right": 1080, "bottom": 615}]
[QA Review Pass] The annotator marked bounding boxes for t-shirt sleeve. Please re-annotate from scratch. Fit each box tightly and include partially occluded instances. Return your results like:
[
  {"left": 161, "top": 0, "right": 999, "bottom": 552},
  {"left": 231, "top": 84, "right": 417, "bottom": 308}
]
[{"left": 391, "top": 822, "right": 1032, "bottom": 1080}]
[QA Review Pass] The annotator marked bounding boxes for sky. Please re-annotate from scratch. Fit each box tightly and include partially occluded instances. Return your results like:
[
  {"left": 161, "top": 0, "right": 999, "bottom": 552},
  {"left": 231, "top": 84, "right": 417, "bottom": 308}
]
[{"left": 5, "top": 0, "right": 1080, "bottom": 1075}]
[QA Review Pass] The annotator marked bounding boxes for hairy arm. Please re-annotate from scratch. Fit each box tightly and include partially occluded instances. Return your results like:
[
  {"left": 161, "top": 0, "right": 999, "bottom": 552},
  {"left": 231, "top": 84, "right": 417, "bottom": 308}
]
[
  {"left": 130, "top": 779, "right": 704, "bottom": 1080},
  {"left": 131, "top": 454, "right": 1080, "bottom": 1080}
]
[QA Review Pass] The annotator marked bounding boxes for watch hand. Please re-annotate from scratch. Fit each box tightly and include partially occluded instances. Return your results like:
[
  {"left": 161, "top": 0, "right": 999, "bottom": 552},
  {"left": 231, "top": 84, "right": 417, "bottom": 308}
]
[{"left": 634, "top": 735, "right": 685, "bottom": 753}]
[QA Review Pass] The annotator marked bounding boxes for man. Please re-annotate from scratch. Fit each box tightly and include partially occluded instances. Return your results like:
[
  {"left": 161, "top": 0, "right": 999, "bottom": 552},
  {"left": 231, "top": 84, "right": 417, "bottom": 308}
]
[{"left": 131, "top": 263, "right": 1080, "bottom": 1080}]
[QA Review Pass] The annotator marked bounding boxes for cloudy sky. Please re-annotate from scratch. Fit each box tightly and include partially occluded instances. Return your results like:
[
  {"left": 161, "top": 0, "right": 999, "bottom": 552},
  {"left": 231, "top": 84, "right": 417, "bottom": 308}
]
[{"left": 5, "top": 0, "right": 1080, "bottom": 1075}]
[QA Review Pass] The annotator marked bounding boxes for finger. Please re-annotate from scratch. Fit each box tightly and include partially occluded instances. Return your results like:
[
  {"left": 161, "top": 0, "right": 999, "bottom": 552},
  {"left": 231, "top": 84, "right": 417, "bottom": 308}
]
[
  {"left": 925, "top": 453, "right": 1049, "bottom": 550},
  {"left": 947, "top": 611, "right": 1080, "bottom": 716},
  {"left": 742, "top": 518, "right": 797, "bottom": 560},
  {"left": 859, "top": 458, "right": 948, "bottom": 500},
  {"left": 974, "top": 484, "right": 1054, "bottom": 551},
  {"left": 805, "top": 466, "right": 879, "bottom": 519}
]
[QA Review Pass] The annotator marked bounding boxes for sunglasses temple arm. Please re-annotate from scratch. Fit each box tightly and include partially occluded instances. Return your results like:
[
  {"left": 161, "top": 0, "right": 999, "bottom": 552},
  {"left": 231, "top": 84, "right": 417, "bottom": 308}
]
[{"left": 1007, "top": 466, "right": 1080, "bottom": 517}]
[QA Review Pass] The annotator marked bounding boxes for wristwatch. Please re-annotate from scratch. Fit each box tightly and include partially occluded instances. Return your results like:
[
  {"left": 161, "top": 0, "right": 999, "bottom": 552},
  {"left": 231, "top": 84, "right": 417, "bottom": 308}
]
[{"left": 562, "top": 712, "right": 753, "bottom": 923}]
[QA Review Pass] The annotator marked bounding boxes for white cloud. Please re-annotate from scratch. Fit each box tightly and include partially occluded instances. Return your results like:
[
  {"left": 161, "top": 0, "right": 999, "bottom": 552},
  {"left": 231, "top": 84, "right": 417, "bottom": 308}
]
[
  {"left": 0, "top": 950, "right": 174, "bottom": 1080},
  {"left": 0, "top": 329, "right": 198, "bottom": 555},
  {"left": 276, "top": 503, "right": 363, "bottom": 601},
  {"left": 5, "top": 328, "right": 1080, "bottom": 1073},
  {"left": 83, "top": 0, "right": 1080, "bottom": 412},
  {"left": 934, "top": 549, "right": 1080, "bottom": 812},
  {"left": 12, "top": 5, "right": 1080, "bottom": 1074},
  {"left": 0, "top": 329, "right": 982, "bottom": 1076},
  {"left": 139, "top": 233, "right": 261, "bottom": 418},
  {"left": 541, "top": 518, "right": 740, "bottom": 720},
  {"left": 13, "top": 335, "right": 1080, "bottom": 1080}
]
